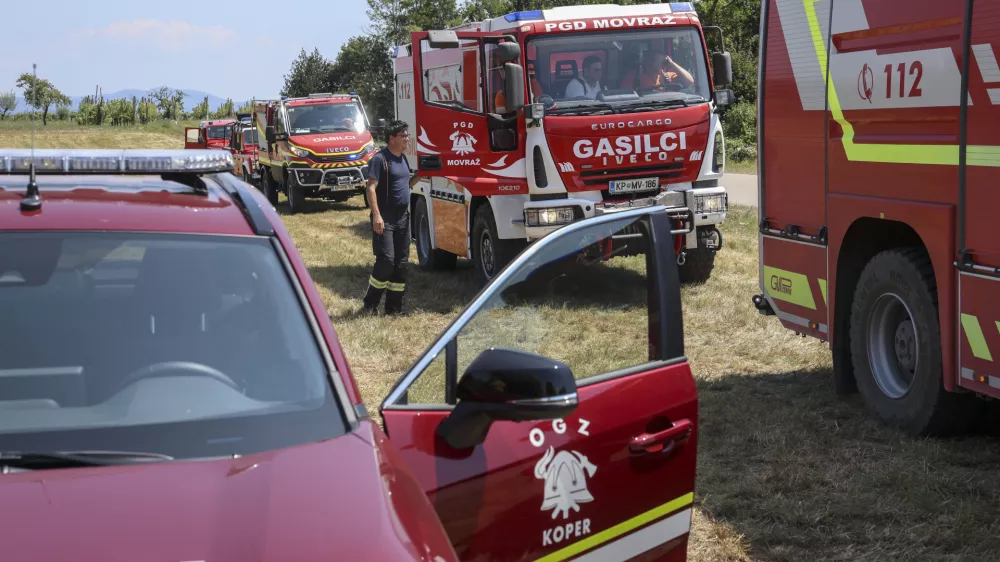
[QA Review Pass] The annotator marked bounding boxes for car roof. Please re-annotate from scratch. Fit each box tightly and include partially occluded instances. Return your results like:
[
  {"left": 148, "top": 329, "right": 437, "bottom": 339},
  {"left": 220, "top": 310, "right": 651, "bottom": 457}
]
[{"left": 0, "top": 174, "right": 256, "bottom": 236}]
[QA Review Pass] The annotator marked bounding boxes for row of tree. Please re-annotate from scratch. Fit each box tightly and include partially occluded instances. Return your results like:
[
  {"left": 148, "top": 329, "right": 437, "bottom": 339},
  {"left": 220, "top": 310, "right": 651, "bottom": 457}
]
[
  {"left": 279, "top": 0, "right": 760, "bottom": 160},
  {"left": 0, "top": 77, "right": 251, "bottom": 126}
]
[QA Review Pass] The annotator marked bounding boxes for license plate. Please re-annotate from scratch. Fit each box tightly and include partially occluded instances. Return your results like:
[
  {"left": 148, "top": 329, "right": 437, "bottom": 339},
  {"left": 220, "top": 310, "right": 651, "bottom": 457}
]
[{"left": 609, "top": 177, "right": 658, "bottom": 194}]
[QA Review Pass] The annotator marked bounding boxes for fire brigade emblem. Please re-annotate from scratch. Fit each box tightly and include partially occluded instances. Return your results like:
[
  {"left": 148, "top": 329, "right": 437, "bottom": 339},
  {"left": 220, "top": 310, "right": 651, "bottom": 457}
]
[
  {"left": 450, "top": 131, "right": 477, "bottom": 155},
  {"left": 858, "top": 63, "right": 873, "bottom": 103},
  {"left": 534, "top": 446, "right": 598, "bottom": 520}
]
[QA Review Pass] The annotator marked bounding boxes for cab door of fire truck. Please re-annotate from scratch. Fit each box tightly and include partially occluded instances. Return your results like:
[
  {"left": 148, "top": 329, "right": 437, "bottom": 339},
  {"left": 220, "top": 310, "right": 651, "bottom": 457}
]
[
  {"left": 381, "top": 206, "right": 697, "bottom": 562},
  {"left": 408, "top": 30, "right": 526, "bottom": 262},
  {"left": 184, "top": 127, "right": 206, "bottom": 149}
]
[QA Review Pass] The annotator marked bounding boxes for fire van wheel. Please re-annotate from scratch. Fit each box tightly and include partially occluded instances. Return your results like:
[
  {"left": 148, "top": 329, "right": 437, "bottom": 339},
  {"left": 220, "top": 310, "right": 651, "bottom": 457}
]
[
  {"left": 414, "top": 198, "right": 457, "bottom": 270},
  {"left": 262, "top": 167, "right": 279, "bottom": 206},
  {"left": 677, "top": 248, "right": 716, "bottom": 284},
  {"left": 849, "top": 248, "right": 983, "bottom": 437},
  {"left": 286, "top": 170, "right": 306, "bottom": 214},
  {"left": 472, "top": 205, "right": 522, "bottom": 285}
]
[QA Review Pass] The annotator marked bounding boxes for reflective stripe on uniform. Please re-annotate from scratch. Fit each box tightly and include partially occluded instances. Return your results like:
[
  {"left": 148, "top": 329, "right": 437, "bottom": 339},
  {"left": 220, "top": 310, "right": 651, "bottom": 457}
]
[
  {"left": 534, "top": 493, "right": 693, "bottom": 562},
  {"left": 368, "top": 276, "right": 388, "bottom": 290},
  {"left": 387, "top": 282, "right": 406, "bottom": 292}
]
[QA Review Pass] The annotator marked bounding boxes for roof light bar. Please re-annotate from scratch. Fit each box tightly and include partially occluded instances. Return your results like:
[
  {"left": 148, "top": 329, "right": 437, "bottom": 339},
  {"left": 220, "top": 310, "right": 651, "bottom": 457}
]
[
  {"left": 0, "top": 149, "right": 235, "bottom": 175},
  {"left": 504, "top": 10, "right": 543, "bottom": 22}
]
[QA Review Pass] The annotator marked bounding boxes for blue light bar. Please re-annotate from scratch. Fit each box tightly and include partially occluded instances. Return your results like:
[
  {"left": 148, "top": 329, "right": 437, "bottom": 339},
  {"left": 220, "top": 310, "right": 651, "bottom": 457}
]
[
  {"left": 0, "top": 149, "right": 235, "bottom": 175},
  {"left": 504, "top": 10, "right": 543, "bottom": 22},
  {"left": 669, "top": 2, "right": 696, "bottom": 12}
]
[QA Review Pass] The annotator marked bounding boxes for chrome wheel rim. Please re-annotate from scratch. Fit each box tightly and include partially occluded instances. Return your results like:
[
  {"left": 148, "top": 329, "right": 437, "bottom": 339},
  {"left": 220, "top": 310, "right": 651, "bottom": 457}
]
[{"left": 866, "top": 293, "right": 919, "bottom": 399}]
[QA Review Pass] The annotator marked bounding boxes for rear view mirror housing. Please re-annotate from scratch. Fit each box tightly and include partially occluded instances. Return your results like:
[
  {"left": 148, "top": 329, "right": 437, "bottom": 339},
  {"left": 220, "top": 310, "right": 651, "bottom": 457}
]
[
  {"left": 435, "top": 347, "right": 578, "bottom": 449},
  {"left": 712, "top": 52, "right": 733, "bottom": 87},
  {"left": 713, "top": 89, "right": 735, "bottom": 108},
  {"left": 495, "top": 42, "right": 521, "bottom": 64},
  {"left": 428, "top": 29, "right": 460, "bottom": 49},
  {"left": 503, "top": 63, "right": 526, "bottom": 114},
  {"left": 265, "top": 125, "right": 276, "bottom": 144}
]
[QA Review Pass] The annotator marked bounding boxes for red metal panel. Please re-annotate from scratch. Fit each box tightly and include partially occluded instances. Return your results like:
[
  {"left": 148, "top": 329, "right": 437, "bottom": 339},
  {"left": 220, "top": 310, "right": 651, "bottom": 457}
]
[
  {"left": 383, "top": 362, "right": 697, "bottom": 562},
  {"left": 761, "top": 236, "right": 828, "bottom": 340},
  {"left": 957, "top": 273, "right": 1000, "bottom": 398}
]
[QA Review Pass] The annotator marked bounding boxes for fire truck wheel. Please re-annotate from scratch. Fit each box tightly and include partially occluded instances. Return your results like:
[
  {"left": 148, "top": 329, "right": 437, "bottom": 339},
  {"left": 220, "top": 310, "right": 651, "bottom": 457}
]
[
  {"left": 677, "top": 248, "right": 716, "bottom": 284},
  {"left": 262, "top": 167, "right": 279, "bottom": 206},
  {"left": 414, "top": 198, "right": 456, "bottom": 270},
  {"left": 286, "top": 170, "right": 305, "bottom": 214},
  {"left": 849, "top": 247, "right": 983, "bottom": 436},
  {"left": 472, "top": 204, "right": 519, "bottom": 285}
]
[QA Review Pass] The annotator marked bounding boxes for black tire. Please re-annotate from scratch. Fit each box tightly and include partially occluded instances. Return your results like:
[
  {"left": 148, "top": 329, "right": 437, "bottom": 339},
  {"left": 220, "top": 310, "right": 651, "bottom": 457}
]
[
  {"left": 262, "top": 166, "right": 279, "bottom": 205},
  {"left": 472, "top": 204, "right": 523, "bottom": 285},
  {"left": 413, "top": 198, "right": 457, "bottom": 270},
  {"left": 678, "top": 248, "right": 716, "bottom": 284},
  {"left": 849, "top": 247, "right": 983, "bottom": 436},
  {"left": 286, "top": 169, "right": 305, "bottom": 214}
]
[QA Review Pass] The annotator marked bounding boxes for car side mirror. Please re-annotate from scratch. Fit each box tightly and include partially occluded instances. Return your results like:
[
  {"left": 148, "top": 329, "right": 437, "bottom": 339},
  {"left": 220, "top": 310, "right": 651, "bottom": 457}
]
[
  {"left": 503, "top": 63, "right": 526, "bottom": 114},
  {"left": 435, "top": 347, "right": 578, "bottom": 449},
  {"left": 265, "top": 125, "right": 276, "bottom": 144},
  {"left": 712, "top": 51, "right": 733, "bottom": 87},
  {"left": 713, "top": 89, "right": 735, "bottom": 108}
]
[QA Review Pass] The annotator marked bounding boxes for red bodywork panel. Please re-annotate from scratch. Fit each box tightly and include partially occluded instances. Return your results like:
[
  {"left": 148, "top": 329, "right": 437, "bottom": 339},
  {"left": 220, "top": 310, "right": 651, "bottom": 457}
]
[
  {"left": 0, "top": 422, "right": 457, "bottom": 562},
  {"left": 544, "top": 105, "right": 711, "bottom": 195},
  {"left": 760, "top": 0, "right": 1000, "bottom": 398},
  {"left": 384, "top": 361, "right": 698, "bottom": 562}
]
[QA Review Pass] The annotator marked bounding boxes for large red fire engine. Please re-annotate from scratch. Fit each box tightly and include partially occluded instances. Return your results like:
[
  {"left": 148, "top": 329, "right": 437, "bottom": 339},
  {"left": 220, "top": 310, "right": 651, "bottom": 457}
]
[
  {"left": 184, "top": 119, "right": 237, "bottom": 150},
  {"left": 392, "top": 2, "right": 735, "bottom": 284},
  {"left": 228, "top": 113, "right": 259, "bottom": 184},
  {"left": 254, "top": 93, "right": 377, "bottom": 213},
  {"left": 754, "top": 0, "right": 1000, "bottom": 436}
]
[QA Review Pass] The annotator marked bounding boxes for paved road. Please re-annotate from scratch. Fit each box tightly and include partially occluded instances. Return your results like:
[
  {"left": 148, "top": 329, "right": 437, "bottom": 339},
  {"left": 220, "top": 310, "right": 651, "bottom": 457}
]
[{"left": 722, "top": 173, "right": 758, "bottom": 207}]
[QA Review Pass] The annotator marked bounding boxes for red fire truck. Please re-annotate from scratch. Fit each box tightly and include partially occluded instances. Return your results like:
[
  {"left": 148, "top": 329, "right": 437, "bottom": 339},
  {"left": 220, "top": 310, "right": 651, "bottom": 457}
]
[
  {"left": 254, "top": 93, "right": 377, "bottom": 213},
  {"left": 392, "top": 3, "right": 735, "bottom": 284},
  {"left": 753, "top": 0, "right": 1000, "bottom": 436},
  {"left": 184, "top": 119, "right": 237, "bottom": 150},
  {"left": 228, "top": 116, "right": 259, "bottom": 185}
]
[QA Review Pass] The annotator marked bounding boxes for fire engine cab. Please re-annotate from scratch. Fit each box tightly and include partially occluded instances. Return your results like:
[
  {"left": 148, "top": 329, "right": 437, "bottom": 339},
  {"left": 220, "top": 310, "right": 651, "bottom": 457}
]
[
  {"left": 229, "top": 113, "right": 259, "bottom": 184},
  {"left": 254, "top": 93, "right": 377, "bottom": 213},
  {"left": 184, "top": 119, "right": 237, "bottom": 151},
  {"left": 393, "top": 2, "right": 734, "bottom": 284}
]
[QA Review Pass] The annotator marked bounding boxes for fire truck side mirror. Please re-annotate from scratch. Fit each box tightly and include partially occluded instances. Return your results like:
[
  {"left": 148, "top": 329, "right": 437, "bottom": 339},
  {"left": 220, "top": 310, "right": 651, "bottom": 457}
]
[
  {"left": 427, "top": 29, "right": 460, "bottom": 49},
  {"left": 712, "top": 52, "right": 733, "bottom": 87},
  {"left": 503, "top": 62, "right": 525, "bottom": 113},
  {"left": 495, "top": 42, "right": 521, "bottom": 64},
  {"left": 265, "top": 125, "right": 276, "bottom": 144}
]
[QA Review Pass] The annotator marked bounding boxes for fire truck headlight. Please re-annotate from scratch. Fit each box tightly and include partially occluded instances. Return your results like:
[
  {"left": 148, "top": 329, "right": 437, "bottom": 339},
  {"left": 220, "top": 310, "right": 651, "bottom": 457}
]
[
  {"left": 525, "top": 207, "right": 574, "bottom": 227},
  {"left": 695, "top": 193, "right": 727, "bottom": 214},
  {"left": 291, "top": 146, "right": 310, "bottom": 158}
]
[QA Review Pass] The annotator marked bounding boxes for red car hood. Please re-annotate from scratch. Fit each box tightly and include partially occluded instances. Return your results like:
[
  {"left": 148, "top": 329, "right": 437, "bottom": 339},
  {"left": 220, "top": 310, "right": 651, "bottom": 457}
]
[
  {"left": 0, "top": 421, "right": 456, "bottom": 562},
  {"left": 287, "top": 130, "right": 374, "bottom": 156}
]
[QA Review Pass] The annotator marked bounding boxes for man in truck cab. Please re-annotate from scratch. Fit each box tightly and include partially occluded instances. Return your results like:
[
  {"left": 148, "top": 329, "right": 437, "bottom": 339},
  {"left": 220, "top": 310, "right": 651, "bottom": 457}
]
[
  {"left": 620, "top": 45, "right": 695, "bottom": 91},
  {"left": 564, "top": 55, "right": 605, "bottom": 100}
]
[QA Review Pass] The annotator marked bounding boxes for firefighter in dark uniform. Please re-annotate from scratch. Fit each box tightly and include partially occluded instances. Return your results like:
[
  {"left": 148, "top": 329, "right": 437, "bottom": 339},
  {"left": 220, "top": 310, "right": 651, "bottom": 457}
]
[{"left": 362, "top": 120, "right": 420, "bottom": 315}]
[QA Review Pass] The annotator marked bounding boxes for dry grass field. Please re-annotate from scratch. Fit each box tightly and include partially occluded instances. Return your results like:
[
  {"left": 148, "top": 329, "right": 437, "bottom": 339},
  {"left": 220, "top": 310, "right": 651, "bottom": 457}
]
[{"left": 6, "top": 124, "right": 1000, "bottom": 562}]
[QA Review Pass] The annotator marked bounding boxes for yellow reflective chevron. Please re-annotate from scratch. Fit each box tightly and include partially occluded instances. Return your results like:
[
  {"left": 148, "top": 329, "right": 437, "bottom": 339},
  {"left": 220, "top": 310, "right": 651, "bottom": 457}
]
[
  {"left": 802, "top": 0, "right": 1000, "bottom": 167},
  {"left": 764, "top": 266, "right": 817, "bottom": 310},
  {"left": 961, "top": 314, "right": 994, "bottom": 361},
  {"left": 818, "top": 279, "right": 828, "bottom": 306}
]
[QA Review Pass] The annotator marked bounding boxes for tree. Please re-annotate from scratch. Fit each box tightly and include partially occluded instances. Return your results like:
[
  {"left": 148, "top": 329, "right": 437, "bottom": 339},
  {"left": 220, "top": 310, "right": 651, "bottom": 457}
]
[
  {"left": 213, "top": 98, "right": 235, "bottom": 119},
  {"left": 281, "top": 48, "right": 334, "bottom": 98},
  {"left": 148, "top": 87, "right": 185, "bottom": 120},
  {"left": 0, "top": 90, "right": 15, "bottom": 120},
  {"left": 191, "top": 96, "right": 210, "bottom": 120},
  {"left": 328, "top": 35, "right": 395, "bottom": 122},
  {"left": 15, "top": 73, "right": 71, "bottom": 126}
]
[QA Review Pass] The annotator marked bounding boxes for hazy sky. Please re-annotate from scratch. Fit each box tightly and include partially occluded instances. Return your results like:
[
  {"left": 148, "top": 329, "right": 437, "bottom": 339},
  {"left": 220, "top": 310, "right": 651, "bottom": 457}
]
[{"left": 2, "top": 0, "right": 371, "bottom": 100}]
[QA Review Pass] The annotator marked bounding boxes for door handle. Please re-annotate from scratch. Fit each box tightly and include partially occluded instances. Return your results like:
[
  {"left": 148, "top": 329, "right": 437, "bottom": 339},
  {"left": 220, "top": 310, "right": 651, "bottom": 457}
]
[
  {"left": 420, "top": 155, "right": 442, "bottom": 171},
  {"left": 629, "top": 418, "right": 692, "bottom": 455}
]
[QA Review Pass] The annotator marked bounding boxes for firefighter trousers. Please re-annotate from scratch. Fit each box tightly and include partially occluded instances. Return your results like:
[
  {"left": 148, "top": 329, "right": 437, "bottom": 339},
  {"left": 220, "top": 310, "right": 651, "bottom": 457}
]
[{"left": 363, "top": 205, "right": 410, "bottom": 314}]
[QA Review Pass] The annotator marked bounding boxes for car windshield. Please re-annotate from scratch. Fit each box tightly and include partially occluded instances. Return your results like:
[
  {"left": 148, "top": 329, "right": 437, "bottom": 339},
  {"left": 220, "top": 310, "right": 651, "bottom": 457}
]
[
  {"left": 523, "top": 27, "right": 712, "bottom": 114},
  {"left": 206, "top": 125, "right": 229, "bottom": 140},
  {"left": 0, "top": 231, "right": 345, "bottom": 460},
  {"left": 286, "top": 102, "right": 367, "bottom": 134}
]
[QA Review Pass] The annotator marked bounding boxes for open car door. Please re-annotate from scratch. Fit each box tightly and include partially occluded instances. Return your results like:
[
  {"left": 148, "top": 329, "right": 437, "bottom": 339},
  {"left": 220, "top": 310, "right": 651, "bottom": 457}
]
[
  {"left": 381, "top": 205, "right": 697, "bottom": 562},
  {"left": 184, "top": 127, "right": 205, "bottom": 149}
]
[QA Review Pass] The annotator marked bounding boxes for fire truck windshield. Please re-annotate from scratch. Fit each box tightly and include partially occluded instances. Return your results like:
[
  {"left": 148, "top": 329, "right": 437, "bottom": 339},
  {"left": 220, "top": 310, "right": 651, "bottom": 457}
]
[
  {"left": 285, "top": 102, "right": 367, "bottom": 135},
  {"left": 525, "top": 27, "right": 712, "bottom": 114},
  {"left": 206, "top": 126, "right": 229, "bottom": 140},
  {"left": 242, "top": 129, "right": 256, "bottom": 146}
]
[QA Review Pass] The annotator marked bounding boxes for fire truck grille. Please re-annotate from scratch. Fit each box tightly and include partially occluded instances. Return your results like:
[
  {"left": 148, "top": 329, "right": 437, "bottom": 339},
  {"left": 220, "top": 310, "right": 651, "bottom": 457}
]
[
  {"left": 580, "top": 162, "right": 685, "bottom": 186},
  {"left": 312, "top": 154, "right": 359, "bottom": 163}
]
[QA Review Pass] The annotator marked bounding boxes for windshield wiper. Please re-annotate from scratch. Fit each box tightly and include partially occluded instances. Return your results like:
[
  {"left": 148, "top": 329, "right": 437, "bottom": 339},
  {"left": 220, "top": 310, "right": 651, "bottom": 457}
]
[
  {"left": 0, "top": 450, "right": 174, "bottom": 469},
  {"left": 547, "top": 102, "right": 618, "bottom": 116},
  {"left": 620, "top": 98, "right": 693, "bottom": 112}
]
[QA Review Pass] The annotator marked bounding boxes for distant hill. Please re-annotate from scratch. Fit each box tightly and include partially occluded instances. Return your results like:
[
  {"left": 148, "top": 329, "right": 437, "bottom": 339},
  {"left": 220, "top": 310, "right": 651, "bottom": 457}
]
[{"left": 12, "top": 88, "right": 250, "bottom": 114}]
